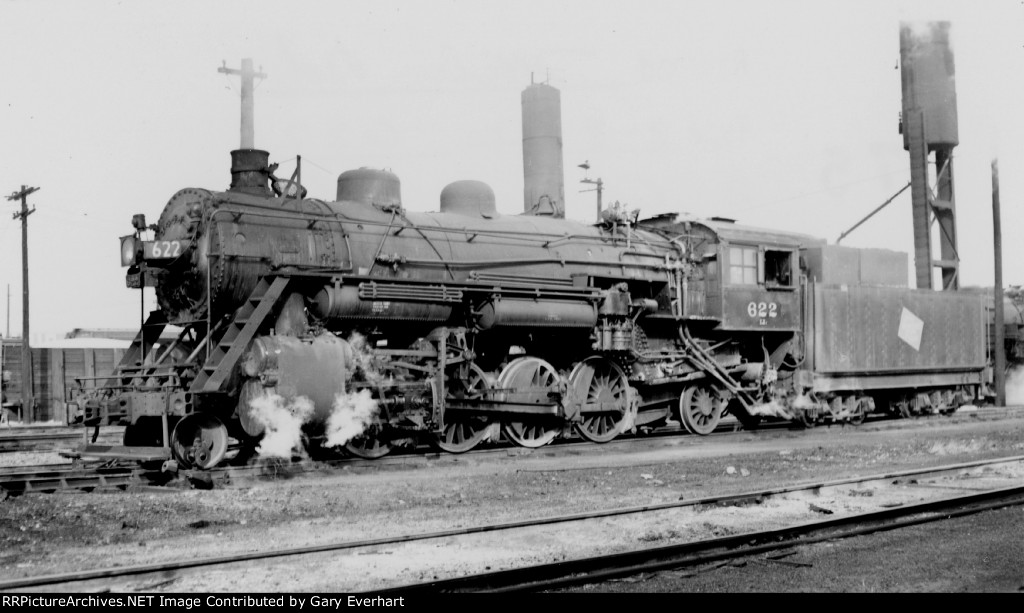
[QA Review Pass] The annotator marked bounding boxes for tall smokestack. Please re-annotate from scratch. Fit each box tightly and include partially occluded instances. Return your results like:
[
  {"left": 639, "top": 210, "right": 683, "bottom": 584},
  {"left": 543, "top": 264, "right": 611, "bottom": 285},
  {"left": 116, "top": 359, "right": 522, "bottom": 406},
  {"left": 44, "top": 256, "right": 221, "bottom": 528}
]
[{"left": 521, "top": 80, "right": 565, "bottom": 217}]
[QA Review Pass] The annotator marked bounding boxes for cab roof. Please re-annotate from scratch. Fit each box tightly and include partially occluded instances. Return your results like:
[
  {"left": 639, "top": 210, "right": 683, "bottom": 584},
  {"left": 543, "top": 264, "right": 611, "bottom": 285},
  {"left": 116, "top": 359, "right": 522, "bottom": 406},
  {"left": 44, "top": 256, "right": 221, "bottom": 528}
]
[{"left": 638, "top": 212, "right": 826, "bottom": 249}]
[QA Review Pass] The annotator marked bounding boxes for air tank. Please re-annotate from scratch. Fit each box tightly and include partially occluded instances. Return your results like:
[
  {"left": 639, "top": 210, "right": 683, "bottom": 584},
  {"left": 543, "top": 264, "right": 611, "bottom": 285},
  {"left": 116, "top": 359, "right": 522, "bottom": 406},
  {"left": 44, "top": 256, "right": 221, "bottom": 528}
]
[
  {"left": 522, "top": 81, "right": 565, "bottom": 218},
  {"left": 336, "top": 168, "right": 402, "bottom": 207},
  {"left": 900, "top": 21, "right": 958, "bottom": 148}
]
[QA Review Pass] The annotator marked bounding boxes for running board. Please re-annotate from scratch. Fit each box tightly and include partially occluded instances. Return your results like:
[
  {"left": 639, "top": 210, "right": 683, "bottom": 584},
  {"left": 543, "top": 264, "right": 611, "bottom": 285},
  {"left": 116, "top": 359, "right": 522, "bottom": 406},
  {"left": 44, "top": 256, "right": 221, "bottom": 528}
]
[{"left": 106, "top": 311, "right": 169, "bottom": 388}]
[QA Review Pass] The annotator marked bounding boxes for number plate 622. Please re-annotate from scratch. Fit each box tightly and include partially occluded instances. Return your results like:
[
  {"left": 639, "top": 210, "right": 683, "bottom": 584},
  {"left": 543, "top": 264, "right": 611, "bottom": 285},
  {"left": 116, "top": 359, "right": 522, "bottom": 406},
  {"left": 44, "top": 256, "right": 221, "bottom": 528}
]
[{"left": 144, "top": 239, "right": 189, "bottom": 259}]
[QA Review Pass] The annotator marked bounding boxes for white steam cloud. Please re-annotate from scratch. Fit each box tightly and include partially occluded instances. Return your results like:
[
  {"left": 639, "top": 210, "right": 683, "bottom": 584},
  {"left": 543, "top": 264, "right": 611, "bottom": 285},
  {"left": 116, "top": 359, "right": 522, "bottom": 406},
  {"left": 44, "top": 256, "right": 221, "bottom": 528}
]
[
  {"left": 747, "top": 400, "right": 792, "bottom": 419},
  {"left": 244, "top": 332, "right": 386, "bottom": 458},
  {"left": 346, "top": 332, "right": 390, "bottom": 387},
  {"left": 248, "top": 391, "right": 315, "bottom": 459},
  {"left": 324, "top": 388, "right": 379, "bottom": 448}
]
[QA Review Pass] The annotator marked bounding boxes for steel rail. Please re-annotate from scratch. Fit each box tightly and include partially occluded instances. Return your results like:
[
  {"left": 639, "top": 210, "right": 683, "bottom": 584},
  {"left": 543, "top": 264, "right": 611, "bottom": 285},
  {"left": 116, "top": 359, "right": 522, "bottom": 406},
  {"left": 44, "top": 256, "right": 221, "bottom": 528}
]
[
  {"left": 1, "top": 455, "right": 1022, "bottom": 591},
  {"left": 0, "top": 462, "right": 85, "bottom": 476},
  {"left": 0, "top": 467, "right": 159, "bottom": 495},
  {"left": 380, "top": 484, "right": 1024, "bottom": 594},
  {"left": 0, "top": 433, "right": 90, "bottom": 453},
  {"left": 0, "top": 465, "right": 121, "bottom": 481},
  {"left": 0, "top": 430, "right": 122, "bottom": 453}
]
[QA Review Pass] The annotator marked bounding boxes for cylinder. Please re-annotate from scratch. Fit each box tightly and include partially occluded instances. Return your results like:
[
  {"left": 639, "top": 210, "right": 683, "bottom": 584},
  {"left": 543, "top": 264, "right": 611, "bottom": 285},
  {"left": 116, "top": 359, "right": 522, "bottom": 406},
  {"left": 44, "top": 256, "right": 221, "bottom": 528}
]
[
  {"left": 336, "top": 168, "right": 402, "bottom": 207},
  {"left": 237, "top": 334, "right": 352, "bottom": 436},
  {"left": 522, "top": 82, "right": 565, "bottom": 217},
  {"left": 440, "top": 180, "right": 497, "bottom": 217}
]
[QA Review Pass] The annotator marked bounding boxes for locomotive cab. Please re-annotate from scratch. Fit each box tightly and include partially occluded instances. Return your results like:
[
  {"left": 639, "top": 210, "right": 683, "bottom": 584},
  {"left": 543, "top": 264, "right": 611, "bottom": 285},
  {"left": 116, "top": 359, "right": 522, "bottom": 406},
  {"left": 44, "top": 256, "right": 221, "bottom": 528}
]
[
  {"left": 637, "top": 214, "right": 821, "bottom": 331},
  {"left": 699, "top": 218, "right": 816, "bottom": 333}
]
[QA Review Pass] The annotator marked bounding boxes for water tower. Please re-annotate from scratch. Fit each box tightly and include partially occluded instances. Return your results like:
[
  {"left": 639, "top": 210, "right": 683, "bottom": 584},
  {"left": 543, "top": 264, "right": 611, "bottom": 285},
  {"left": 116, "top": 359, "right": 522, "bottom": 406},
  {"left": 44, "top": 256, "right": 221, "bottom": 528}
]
[{"left": 899, "top": 22, "right": 959, "bottom": 290}]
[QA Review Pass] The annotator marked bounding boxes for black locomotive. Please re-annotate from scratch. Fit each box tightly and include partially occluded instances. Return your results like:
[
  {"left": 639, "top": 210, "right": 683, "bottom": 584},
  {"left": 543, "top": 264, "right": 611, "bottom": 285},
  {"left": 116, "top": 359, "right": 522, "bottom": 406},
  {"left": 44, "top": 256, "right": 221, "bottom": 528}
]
[{"left": 72, "top": 149, "right": 991, "bottom": 469}]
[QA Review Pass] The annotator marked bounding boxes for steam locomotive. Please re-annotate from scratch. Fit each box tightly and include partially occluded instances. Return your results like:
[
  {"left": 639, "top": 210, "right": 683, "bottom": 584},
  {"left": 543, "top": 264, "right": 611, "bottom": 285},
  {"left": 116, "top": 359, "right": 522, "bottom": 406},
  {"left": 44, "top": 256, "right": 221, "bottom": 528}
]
[{"left": 72, "top": 149, "right": 990, "bottom": 469}]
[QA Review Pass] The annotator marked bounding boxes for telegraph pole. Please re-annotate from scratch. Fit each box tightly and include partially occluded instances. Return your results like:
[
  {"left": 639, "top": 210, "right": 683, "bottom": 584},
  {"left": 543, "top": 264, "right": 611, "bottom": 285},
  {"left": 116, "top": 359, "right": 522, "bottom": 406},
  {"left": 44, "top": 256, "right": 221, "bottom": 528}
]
[
  {"left": 992, "top": 160, "right": 1006, "bottom": 406},
  {"left": 7, "top": 185, "right": 38, "bottom": 421},
  {"left": 218, "top": 58, "right": 267, "bottom": 149}
]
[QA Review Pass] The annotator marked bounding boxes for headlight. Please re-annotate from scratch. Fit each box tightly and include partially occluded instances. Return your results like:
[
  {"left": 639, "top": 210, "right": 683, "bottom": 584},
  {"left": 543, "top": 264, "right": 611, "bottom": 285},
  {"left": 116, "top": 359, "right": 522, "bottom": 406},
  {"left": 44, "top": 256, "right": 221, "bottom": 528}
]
[{"left": 120, "top": 235, "right": 139, "bottom": 267}]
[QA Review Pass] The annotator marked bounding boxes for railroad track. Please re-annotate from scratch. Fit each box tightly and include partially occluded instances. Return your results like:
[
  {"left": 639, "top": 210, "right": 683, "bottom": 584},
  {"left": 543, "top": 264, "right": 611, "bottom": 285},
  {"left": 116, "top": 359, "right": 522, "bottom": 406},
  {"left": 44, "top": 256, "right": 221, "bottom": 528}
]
[
  {"left": 0, "top": 414, "right": 912, "bottom": 495},
  {"left": 3, "top": 406, "right": 1019, "bottom": 496},
  {"left": 2, "top": 455, "right": 1022, "bottom": 592},
  {"left": 0, "top": 464, "right": 169, "bottom": 496},
  {"left": 0, "top": 427, "right": 123, "bottom": 453},
  {"left": 0, "top": 462, "right": 95, "bottom": 477},
  {"left": 0, "top": 416, "right": 786, "bottom": 495},
  {"left": 0, "top": 406, "right": 1016, "bottom": 459},
  {"left": 383, "top": 483, "right": 1024, "bottom": 593},
  {"left": 0, "top": 432, "right": 90, "bottom": 453}
]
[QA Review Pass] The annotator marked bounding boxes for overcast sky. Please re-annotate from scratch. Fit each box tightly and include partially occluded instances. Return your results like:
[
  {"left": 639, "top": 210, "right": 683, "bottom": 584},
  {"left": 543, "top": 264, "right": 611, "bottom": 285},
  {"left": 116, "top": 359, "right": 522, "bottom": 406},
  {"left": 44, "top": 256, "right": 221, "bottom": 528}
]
[{"left": 2, "top": 0, "right": 1023, "bottom": 340}]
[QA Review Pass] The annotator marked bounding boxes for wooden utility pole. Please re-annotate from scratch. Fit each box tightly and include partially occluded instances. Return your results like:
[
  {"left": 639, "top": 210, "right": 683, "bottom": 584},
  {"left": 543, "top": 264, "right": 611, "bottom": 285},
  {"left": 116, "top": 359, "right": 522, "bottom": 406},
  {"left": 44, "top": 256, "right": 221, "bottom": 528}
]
[
  {"left": 992, "top": 160, "right": 1006, "bottom": 406},
  {"left": 218, "top": 58, "right": 267, "bottom": 149},
  {"left": 7, "top": 185, "right": 38, "bottom": 421}
]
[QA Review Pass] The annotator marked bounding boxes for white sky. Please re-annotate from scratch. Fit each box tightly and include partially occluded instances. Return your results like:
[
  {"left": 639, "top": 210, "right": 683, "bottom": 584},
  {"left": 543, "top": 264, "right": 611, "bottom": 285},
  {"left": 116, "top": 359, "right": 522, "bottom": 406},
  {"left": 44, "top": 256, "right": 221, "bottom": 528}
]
[{"left": 1, "top": 0, "right": 1023, "bottom": 339}]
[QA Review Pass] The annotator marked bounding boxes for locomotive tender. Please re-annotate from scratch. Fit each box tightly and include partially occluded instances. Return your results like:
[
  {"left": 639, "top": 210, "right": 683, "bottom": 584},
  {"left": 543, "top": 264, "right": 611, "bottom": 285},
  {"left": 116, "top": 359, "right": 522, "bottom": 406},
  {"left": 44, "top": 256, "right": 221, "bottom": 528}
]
[{"left": 73, "top": 149, "right": 987, "bottom": 469}]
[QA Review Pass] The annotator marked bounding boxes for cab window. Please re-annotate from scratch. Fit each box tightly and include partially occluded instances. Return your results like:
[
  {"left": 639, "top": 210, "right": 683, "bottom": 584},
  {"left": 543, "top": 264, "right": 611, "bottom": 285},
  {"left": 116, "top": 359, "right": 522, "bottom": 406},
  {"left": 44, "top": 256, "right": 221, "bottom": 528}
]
[
  {"left": 728, "top": 246, "right": 757, "bottom": 285},
  {"left": 764, "top": 249, "right": 794, "bottom": 287}
]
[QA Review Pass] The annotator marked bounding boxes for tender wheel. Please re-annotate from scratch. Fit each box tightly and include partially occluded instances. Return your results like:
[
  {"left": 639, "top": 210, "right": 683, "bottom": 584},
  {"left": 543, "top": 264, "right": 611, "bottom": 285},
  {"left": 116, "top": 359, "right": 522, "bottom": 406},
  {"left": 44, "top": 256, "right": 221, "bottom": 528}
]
[
  {"left": 344, "top": 429, "right": 392, "bottom": 459},
  {"left": 679, "top": 385, "right": 724, "bottom": 435},
  {"left": 847, "top": 397, "right": 867, "bottom": 426},
  {"left": 171, "top": 413, "right": 229, "bottom": 469},
  {"left": 570, "top": 357, "right": 634, "bottom": 443},
  {"left": 795, "top": 405, "right": 818, "bottom": 428},
  {"left": 499, "top": 357, "right": 562, "bottom": 448},
  {"left": 938, "top": 390, "right": 961, "bottom": 416},
  {"left": 433, "top": 363, "right": 498, "bottom": 453}
]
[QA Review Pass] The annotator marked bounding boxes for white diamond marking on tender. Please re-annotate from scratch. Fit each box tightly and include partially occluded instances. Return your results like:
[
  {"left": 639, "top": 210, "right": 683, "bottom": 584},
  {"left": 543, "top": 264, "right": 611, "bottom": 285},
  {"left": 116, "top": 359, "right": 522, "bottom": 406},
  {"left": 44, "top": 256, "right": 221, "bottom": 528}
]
[{"left": 898, "top": 307, "right": 924, "bottom": 351}]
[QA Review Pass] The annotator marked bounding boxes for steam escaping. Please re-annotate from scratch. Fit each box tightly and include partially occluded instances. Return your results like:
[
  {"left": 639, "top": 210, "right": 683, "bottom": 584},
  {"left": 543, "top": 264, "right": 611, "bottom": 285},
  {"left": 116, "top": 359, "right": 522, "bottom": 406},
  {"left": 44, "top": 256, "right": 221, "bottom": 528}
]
[
  {"left": 248, "top": 390, "right": 315, "bottom": 459},
  {"left": 346, "top": 332, "right": 390, "bottom": 387},
  {"left": 241, "top": 331, "right": 388, "bottom": 458},
  {"left": 791, "top": 394, "right": 817, "bottom": 409},
  {"left": 747, "top": 400, "right": 792, "bottom": 419},
  {"left": 747, "top": 394, "right": 817, "bottom": 420},
  {"left": 323, "top": 331, "right": 388, "bottom": 447},
  {"left": 324, "top": 331, "right": 387, "bottom": 447},
  {"left": 324, "top": 388, "right": 379, "bottom": 448}
]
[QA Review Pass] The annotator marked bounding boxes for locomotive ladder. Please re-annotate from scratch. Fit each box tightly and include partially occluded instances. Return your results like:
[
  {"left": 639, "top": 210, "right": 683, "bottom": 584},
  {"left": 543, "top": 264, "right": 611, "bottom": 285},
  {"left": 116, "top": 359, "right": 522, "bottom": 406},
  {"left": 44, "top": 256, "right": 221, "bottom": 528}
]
[
  {"left": 191, "top": 276, "right": 291, "bottom": 394},
  {"left": 106, "top": 310, "right": 169, "bottom": 389}
]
